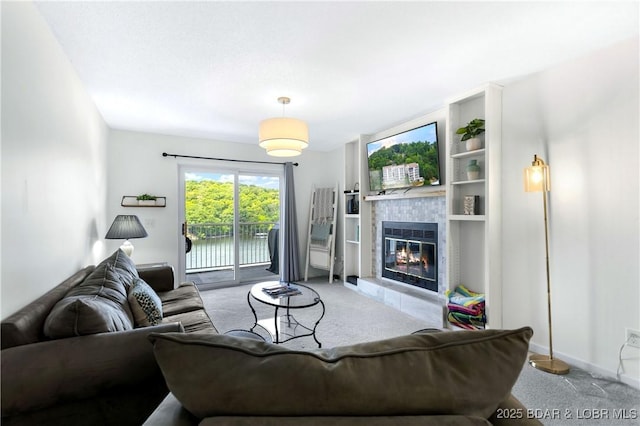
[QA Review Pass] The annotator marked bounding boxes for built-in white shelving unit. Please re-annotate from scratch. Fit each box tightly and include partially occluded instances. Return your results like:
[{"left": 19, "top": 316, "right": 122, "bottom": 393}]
[
  {"left": 339, "top": 85, "right": 501, "bottom": 329},
  {"left": 342, "top": 139, "right": 372, "bottom": 283},
  {"left": 446, "top": 83, "right": 503, "bottom": 329}
]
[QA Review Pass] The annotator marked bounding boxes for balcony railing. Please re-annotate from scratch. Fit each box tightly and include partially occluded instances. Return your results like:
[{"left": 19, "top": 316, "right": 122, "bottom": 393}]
[{"left": 186, "top": 222, "right": 277, "bottom": 272}]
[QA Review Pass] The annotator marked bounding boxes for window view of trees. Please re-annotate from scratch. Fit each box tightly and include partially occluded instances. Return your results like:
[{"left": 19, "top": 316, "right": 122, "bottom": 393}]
[{"left": 185, "top": 180, "right": 280, "bottom": 226}]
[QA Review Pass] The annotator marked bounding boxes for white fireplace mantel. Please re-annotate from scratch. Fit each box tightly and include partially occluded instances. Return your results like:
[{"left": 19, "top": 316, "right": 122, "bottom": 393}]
[{"left": 364, "top": 189, "right": 445, "bottom": 202}]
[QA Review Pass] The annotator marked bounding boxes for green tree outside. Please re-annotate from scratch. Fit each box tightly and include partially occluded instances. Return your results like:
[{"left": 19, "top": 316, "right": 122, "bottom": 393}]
[{"left": 185, "top": 180, "right": 280, "bottom": 238}]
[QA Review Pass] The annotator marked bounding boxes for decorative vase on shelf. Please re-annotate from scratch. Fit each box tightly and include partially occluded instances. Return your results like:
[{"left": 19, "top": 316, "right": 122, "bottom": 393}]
[
  {"left": 466, "top": 137, "right": 482, "bottom": 151},
  {"left": 466, "top": 159, "right": 481, "bottom": 180}
]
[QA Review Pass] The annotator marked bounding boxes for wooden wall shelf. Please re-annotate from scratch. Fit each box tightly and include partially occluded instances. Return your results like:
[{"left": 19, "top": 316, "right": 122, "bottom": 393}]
[{"left": 121, "top": 196, "right": 166, "bottom": 207}]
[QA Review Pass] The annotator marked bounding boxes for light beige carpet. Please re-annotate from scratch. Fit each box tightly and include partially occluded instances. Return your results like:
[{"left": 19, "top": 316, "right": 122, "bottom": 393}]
[{"left": 199, "top": 279, "right": 434, "bottom": 350}]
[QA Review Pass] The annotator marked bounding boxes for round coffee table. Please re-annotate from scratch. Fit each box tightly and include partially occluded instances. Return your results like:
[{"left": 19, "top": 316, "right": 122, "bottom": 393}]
[{"left": 248, "top": 281, "right": 325, "bottom": 347}]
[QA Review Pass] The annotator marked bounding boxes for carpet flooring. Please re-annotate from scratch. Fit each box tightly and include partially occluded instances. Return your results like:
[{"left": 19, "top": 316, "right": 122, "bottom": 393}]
[{"left": 200, "top": 279, "right": 640, "bottom": 425}]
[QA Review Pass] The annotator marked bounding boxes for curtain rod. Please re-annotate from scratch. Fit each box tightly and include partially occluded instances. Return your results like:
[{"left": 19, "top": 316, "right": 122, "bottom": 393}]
[{"left": 162, "top": 152, "right": 298, "bottom": 167}]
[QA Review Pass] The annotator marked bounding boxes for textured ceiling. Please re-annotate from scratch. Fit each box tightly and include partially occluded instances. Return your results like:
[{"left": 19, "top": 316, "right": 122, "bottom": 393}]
[{"left": 34, "top": 1, "right": 638, "bottom": 152}]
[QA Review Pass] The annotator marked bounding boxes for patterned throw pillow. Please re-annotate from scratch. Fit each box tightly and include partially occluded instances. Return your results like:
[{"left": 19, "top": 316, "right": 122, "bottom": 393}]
[{"left": 128, "top": 278, "right": 163, "bottom": 326}]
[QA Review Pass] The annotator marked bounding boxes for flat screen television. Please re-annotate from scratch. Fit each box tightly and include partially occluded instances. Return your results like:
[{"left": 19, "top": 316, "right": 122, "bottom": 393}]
[{"left": 366, "top": 121, "right": 441, "bottom": 193}]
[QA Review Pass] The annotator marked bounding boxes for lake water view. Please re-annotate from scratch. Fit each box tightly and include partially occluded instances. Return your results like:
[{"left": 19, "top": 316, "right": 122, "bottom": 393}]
[{"left": 186, "top": 236, "right": 271, "bottom": 272}]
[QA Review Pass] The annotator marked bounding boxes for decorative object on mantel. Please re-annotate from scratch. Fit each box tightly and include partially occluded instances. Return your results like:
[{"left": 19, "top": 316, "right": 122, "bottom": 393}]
[
  {"left": 105, "top": 215, "right": 148, "bottom": 257},
  {"left": 346, "top": 196, "right": 359, "bottom": 214},
  {"left": 121, "top": 196, "right": 166, "bottom": 207},
  {"left": 259, "top": 96, "right": 309, "bottom": 157},
  {"left": 456, "top": 118, "right": 485, "bottom": 151},
  {"left": 466, "top": 159, "right": 481, "bottom": 180},
  {"left": 463, "top": 195, "right": 480, "bottom": 215},
  {"left": 524, "top": 154, "right": 570, "bottom": 375}
]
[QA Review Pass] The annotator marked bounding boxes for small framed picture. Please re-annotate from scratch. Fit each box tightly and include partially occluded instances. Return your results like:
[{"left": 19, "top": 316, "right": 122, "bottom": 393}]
[{"left": 464, "top": 195, "right": 480, "bottom": 215}]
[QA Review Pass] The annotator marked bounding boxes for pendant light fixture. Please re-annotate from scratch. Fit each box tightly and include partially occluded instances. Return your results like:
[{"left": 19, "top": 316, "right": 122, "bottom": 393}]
[{"left": 259, "top": 97, "right": 309, "bottom": 157}]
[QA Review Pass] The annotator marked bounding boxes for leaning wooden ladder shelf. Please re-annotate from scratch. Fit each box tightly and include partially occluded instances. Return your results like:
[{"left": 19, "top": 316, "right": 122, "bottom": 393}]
[{"left": 304, "top": 185, "right": 338, "bottom": 283}]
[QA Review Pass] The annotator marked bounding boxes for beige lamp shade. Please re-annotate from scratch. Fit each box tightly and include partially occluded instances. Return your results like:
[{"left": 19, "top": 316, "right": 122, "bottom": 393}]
[
  {"left": 524, "top": 155, "right": 551, "bottom": 192},
  {"left": 259, "top": 117, "right": 309, "bottom": 157}
]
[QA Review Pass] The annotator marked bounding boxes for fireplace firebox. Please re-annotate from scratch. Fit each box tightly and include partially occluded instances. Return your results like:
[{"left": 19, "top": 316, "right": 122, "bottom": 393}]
[{"left": 382, "top": 221, "right": 438, "bottom": 292}]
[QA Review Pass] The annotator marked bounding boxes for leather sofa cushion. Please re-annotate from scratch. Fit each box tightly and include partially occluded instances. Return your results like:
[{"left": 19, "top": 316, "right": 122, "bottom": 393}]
[
  {"left": 157, "top": 283, "right": 204, "bottom": 316},
  {"left": 144, "top": 393, "right": 496, "bottom": 426},
  {"left": 149, "top": 327, "right": 532, "bottom": 419},
  {"left": 161, "top": 310, "right": 218, "bottom": 334},
  {"left": 44, "top": 257, "right": 135, "bottom": 338},
  {"left": 200, "top": 416, "right": 491, "bottom": 425}
]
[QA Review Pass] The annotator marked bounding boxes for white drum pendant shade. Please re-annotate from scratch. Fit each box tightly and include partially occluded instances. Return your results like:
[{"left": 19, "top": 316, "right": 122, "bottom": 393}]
[{"left": 259, "top": 117, "right": 309, "bottom": 157}]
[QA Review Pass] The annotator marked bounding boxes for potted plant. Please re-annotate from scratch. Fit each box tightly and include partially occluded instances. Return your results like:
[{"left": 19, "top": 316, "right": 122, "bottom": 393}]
[
  {"left": 456, "top": 118, "right": 485, "bottom": 151},
  {"left": 136, "top": 193, "right": 157, "bottom": 206}
]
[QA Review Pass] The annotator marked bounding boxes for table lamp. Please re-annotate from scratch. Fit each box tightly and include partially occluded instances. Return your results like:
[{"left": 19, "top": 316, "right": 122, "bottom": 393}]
[{"left": 105, "top": 215, "right": 148, "bottom": 257}]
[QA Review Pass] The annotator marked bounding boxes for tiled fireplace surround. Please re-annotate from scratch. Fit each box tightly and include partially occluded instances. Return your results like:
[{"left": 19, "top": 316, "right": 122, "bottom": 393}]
[{"left": 354, "top": 195, "right": 447, "bottom": 327}]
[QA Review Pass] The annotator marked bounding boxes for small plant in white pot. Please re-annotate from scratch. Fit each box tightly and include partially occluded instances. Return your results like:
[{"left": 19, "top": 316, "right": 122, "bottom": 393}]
[
  {"left": 136, "top": 194, "right": 157, "bottom": 206},
  {"left": 456, "top": 118, "right": 485, "bottom": 151}
]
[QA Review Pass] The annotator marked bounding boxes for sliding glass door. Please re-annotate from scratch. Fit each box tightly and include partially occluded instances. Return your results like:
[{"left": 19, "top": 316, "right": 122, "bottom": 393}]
[{"left": 180, "top": 167, "right": 281, "bottom": 288}]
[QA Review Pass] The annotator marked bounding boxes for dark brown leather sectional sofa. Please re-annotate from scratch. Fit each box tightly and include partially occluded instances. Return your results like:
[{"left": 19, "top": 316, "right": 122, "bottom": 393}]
[{"left": 1, "top": 250, "right": 217, "bottom": 426}]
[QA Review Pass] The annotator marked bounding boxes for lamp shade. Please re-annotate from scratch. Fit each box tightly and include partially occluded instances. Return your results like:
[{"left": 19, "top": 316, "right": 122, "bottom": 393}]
[
  {"left": 259, "top": 117, "right": 309, "bottom": 157},
  {"left": 524, "top": 155, "right": 551, "bottom": 192},
  {"left": 105, "top": 215, "right": 148, "bottom": 240}
]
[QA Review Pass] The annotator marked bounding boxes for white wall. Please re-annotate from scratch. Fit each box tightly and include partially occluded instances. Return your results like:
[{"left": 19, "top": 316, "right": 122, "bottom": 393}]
[
  {"left": 107, "top": 129, "right": 342, "bottom": 281},
  {"left": 1, "top": 2, "right": 109, "bottom": 318},
  {"left": 501, "top": 37, "right": 639, "bottom": 385}
]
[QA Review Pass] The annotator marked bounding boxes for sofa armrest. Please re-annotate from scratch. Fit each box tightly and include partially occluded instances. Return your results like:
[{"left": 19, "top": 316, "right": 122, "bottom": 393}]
[
  {"left": 1, "top": 322, "right": 184, "bottom": 417},
  {"left": 138, "top": 265, "right": 175, "bottom": 292},
  {"left": 488, "top": 394, "right": 543, "bottom": 425}
]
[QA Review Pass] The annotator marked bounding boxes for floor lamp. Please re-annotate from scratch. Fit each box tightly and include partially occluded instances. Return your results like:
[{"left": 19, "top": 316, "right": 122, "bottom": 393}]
[{"left": 524, "top": 155, "right": 570, "bottom": 375}]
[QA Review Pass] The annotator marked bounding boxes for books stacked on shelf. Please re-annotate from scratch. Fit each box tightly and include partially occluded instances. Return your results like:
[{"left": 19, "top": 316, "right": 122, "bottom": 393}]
[
  {"left": 446, "top": 285, "right": 486, "bottom": 330},
  {"left": 262, "top": 284, "right": 302, "bottom": 299}
]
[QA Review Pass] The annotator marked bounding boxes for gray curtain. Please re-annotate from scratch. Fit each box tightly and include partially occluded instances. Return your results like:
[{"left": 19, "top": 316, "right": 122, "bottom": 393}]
[{"left": 282, "top": 162, "right": 300, "bottom": 283}]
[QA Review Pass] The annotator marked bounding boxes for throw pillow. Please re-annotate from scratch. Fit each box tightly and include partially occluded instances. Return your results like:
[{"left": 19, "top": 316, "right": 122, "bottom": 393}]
[
  {"left": 44, "top": 265, "right": 134, "bottom": 338},
  {"left": 149, "top": 327, "right": 533, "bottom": 419},
  {"left": 128, "top": 278, "right": 163, "bottom": 326},
  {"left": 97, "top": 249, "right": 139, "bottom": 289}
]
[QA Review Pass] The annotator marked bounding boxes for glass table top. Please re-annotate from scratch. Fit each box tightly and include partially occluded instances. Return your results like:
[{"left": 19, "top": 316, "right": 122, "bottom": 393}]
[{"left": 250, "top": 281, "right": 321, "bottom": 308}]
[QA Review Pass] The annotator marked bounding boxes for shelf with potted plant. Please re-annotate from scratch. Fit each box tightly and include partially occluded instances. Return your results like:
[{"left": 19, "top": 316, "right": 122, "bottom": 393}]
[
  {"left": 455, "top": 118, "right": 485, "bottom": 152},
  {"left": 121, "top": 194, "right": 166, "bottom": 207}
]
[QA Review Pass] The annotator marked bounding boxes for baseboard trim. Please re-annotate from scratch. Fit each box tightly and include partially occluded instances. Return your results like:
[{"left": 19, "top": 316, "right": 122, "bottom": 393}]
[{"left": 528, "top": 342, "right": 640, "bottom": 390}]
